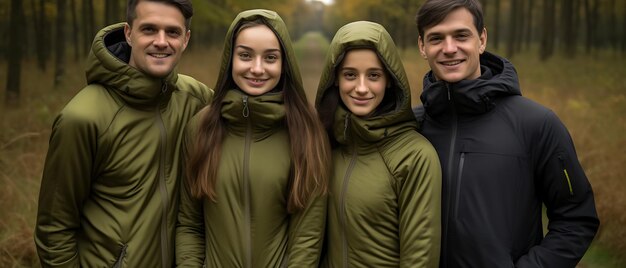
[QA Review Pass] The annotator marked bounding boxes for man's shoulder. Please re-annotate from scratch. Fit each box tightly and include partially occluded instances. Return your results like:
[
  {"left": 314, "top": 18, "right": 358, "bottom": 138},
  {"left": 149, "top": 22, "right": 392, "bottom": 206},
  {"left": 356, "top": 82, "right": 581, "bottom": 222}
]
[
  {"left": 499, "top": 95, "right": 554, "bottom": 122},
  {"left": 59, "top": 84, "right": 122, "bottom": 126},
  {"left": 175, "top": 74, "right": 213, "bottom": 104}
]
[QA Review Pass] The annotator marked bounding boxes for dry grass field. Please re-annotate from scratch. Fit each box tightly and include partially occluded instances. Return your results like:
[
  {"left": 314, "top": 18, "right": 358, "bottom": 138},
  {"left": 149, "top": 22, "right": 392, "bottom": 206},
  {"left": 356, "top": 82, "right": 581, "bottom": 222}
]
[{"left": 1, "top": 40, "right": 624, "bottom": 267}]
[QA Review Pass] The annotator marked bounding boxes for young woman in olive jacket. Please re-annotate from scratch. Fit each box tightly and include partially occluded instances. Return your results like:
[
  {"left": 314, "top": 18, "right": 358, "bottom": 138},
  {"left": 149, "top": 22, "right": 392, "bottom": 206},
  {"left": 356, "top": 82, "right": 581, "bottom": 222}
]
[
  {"left": 317, "top": 21, "right": 442, "bottom": 267},
  {"left": 176, "top": 10, "right": 331, "bottom": 267}
]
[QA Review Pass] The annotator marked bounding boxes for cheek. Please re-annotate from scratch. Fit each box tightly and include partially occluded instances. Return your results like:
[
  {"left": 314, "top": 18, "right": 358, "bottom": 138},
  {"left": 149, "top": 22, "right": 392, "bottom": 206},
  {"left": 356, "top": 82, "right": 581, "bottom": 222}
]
[{"left": 270, "top": 62, "right": 282, "bottom": 78}]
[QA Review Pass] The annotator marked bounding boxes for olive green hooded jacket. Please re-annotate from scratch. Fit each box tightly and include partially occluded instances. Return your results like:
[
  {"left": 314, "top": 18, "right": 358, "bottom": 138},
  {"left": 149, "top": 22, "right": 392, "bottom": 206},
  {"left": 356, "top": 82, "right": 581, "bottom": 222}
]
[
  {"left": 316, "top": 21, "right": 441, "bottom": 268},
  {"left": 35, "top": 23, "right": 212, "bottom": 268},
  {"left": 176, "top": 10, "right": 325, "bottom": 267}
]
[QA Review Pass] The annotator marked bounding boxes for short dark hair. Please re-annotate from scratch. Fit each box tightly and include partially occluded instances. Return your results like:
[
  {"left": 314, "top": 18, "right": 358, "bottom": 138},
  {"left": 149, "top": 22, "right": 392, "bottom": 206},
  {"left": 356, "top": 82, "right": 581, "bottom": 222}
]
[
  {"left": 416, "top": 0, "right": 484, "bottom": 40},
  {"left": 127, "top": 0, "right": 193, "bottom": 29}
]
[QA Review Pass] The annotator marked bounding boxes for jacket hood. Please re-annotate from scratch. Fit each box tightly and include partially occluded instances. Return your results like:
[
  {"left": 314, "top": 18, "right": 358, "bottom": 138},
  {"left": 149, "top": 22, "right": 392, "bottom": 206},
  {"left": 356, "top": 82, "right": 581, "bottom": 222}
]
[
  {"left": 421, "top": 51, "right": 521, "bottom": 116},
  {"left": 85, "top": 23, "right": 178, "bottom": 108},
  {"left": 316, "top": 21, "right": 416, "bottom": 145},
  {"left": 214, "top": 9, "right": 305, "bottom": 97}
]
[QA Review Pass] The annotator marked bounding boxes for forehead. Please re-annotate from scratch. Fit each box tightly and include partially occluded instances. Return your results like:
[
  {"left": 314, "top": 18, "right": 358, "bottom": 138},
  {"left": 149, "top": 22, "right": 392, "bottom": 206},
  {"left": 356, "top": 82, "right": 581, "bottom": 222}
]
[
  {"left": 235, "top": 25, "right": 280, "bottom": 49},
  {"left": 342, "top": 49, "right": 383, "bottom": 68},
  {"left": 133, "top": 1, "right": 185, "bottom": 27},
  {"left": 423, "top": 8, "right": 477, "bottom": 35}
]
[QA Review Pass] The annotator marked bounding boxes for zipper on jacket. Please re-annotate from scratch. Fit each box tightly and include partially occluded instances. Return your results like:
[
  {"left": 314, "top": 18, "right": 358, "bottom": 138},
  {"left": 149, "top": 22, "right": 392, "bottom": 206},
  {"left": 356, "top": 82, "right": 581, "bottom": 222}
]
[
  {"left": 453, "top": 153, "right": 466, "bottom": 219},
  {"left": 242, "top": 95, "right": 253, "bottom": 268},
  {"left": 112, "top": 244, "right": 127, "bottom": 268},
  {"left": 156, "top": 82, "right": 170, "bottom": 268},
  {"left": 558, "top": 155, "right": 574, "bottom": 196},
  {"left": 442, "top": 83, "right": 457, "bottom": 268},
  {"left": 340, "top": 114, "right": 357, "bottom": 268}
]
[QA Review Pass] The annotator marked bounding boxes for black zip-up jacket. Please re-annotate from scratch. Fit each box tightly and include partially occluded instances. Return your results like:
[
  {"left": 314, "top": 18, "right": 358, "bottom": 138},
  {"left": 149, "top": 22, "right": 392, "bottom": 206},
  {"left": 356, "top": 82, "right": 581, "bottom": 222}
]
[{"left": 413, "top": 52, "right": 599, "bottom": 268}]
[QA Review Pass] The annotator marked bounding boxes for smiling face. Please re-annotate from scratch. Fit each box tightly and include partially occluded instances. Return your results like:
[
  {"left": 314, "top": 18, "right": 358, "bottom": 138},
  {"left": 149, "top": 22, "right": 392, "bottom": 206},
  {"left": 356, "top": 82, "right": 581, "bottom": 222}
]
[
  {"left": 231, "top": 24, "right": 282, "bottom": 96},
  {"left": 418, "top": 7, "right": 487, "bottom": 83},
  {"left": 338, "top": 49, "right": 388, "bottom": 117},
  {"left": 124, "top": 1, "right": 190, "bottom": 78}
]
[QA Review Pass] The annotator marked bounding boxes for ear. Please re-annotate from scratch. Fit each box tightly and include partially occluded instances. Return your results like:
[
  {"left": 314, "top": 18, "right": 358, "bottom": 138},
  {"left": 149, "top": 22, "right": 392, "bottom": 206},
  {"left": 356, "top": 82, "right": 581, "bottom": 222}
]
[
  {"left": 124, "top": 23, "right": 132, "bottom": 46},
  {"left": 479, "top": 27, "right": 488, "bottom": 54},
  {"left": 418, "top": 36, "right": 427, "bottom": 59},
  {"left": 181, "top": 29, "right": 191, "bottom": 51}
]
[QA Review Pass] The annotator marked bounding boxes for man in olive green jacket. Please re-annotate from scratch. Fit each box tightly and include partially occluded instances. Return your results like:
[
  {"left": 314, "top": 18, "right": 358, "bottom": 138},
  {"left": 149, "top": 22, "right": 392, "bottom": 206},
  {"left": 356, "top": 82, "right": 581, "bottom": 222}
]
[{"left": 34, "top": 1, "right": 212, "bottom": 267}]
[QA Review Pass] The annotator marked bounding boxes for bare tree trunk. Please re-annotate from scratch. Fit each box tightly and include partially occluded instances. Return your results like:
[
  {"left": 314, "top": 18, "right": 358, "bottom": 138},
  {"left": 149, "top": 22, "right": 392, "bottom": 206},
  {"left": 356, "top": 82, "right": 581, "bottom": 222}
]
[
  {"left": 70, "top": 0, "right": 80, "bottom": 60},
  {"left": 82, "top": 0, "right": 95, "bottom": 53},
  {"left": 524, "top": 0, "right": 535, "bottom": 50},
  {"left": 583, "top": 0, "right": 600, "bottom": 53},
  {"left": 6, "top": 0, "right": 25, "bottom": 105},
  {"left": 516, "top": 0, "right": 525, "bottom": 53},
  {"left": 506, "top": 0, "right": 519, "bottom": 58},
  {"left": 54, "top": 0, "right": 67, "bottom": 87},
  {"left": 539, "top": 0, "right": 556, "bottom": 60},
  {"left": 493, "top": 0, "right": 501, "bottom": 50},
  {"left": 105, "top": 0, "right": 122, "bottom": 25},
  {"left": 623, "top": 1, "right": 626, "bottom": 53},
  {"left": 30, "top": 0, "right": 50, "bottom": 71},
  {"left": 562, "top": 0, "right": 577, "bottom": 56},
  {"left": 608, "top": 0, "right": 617, "bottom": 50}
]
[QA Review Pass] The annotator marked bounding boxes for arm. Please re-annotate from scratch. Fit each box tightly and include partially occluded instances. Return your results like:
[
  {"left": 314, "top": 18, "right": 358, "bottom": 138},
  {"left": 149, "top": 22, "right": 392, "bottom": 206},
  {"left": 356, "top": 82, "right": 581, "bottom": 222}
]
[
  {"left": 515, "top": 111, "right": 599, "bottom": 268},
  {"left": 398, "top": 140, "right": 442, "bottom": 268},
  {"left": 35, "top": 112, "right": 97, "bottom": 268},
  {"left": 286, "top": 193, "right": 328, "bottom": 267},
  {"left": 175, "top": 123, "right": 206, "bottom": 267}
]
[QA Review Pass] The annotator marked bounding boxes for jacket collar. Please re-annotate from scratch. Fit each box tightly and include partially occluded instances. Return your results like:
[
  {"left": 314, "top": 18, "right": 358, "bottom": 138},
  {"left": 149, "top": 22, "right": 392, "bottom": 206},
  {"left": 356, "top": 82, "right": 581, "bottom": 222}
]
[
  {"left": 221, "top": 90, "right": 285, "bottom": 140},
  {"left": 420, "top": 52, "right": 521, "bottom": 117},
  {"left": 85, "top": 23, "right": 178, "bottom": 109}
]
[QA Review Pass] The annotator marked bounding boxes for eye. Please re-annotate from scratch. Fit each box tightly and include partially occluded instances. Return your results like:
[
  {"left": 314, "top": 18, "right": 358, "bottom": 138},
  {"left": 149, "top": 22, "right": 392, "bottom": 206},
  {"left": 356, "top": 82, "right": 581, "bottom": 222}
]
[
  {"left": 455, "top": 33, "right": 470, "bottom": 41},
  {"left": 368, "top": 72, "right": 383, "bottom": 80},
  {"left": 342, "top": 71, "right": 357, "bottom": 80},
  {"left": 427, "top": 36, "right": 443, "bottom": 44},
  {"left": 238, "top": 52, "right": 252, "bottom": 61},
  {"left": 167, "top": 29, "right": 182, "bottom": 37},
  {"left": 141, "top": 27, "right": 156, "bottom": 34},
  {"left": 265, "top": 54, "right": 280, "bottom": 63}
]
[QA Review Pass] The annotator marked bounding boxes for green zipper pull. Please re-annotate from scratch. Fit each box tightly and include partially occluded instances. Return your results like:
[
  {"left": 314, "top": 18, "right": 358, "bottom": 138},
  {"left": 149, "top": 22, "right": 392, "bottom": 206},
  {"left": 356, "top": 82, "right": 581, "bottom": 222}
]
[
  {"left": 161, "top": 82, "right": 168, "bottom": 94},
  {"left": 242, "top": 95, "right": 249, "bottom": 118},
  {"left": 558, "top": 155, "right": 574, "bottom": 196}
]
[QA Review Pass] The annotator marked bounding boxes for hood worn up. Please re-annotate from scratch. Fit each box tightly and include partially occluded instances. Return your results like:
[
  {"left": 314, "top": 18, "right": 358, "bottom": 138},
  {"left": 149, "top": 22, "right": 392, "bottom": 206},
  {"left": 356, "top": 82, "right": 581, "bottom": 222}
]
[
  {"left": 86, "top": 23, "right": 178, "bottom": 109},
  {"left": 214, "top": 9, "right": 305, "bottom": 98},
  {"left": 421, "top": 51, "right": 521, "bottom": 117},
  {"left": 316, "top": 21, "right": 416, "bottom": 145}
]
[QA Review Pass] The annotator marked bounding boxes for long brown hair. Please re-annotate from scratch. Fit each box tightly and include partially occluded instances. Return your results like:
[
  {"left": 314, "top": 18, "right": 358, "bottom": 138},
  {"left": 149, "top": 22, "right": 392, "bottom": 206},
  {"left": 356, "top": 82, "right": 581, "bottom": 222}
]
[{"left": 186, "top": 18, "right": 330, "bottom": 213}]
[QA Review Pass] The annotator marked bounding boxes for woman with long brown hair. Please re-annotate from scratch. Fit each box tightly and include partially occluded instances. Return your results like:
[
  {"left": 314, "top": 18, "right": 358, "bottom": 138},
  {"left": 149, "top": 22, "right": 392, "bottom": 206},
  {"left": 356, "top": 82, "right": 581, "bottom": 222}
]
[{"left": 176, "top": 9, "right": 330, "bottom": 267}]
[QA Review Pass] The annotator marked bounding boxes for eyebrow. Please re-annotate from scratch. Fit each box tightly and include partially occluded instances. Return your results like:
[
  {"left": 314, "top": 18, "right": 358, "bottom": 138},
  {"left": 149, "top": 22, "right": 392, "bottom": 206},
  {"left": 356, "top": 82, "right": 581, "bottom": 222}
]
[
  {"left": 138, "top": 23, "right": 184, "bottom": 31},
  {"left": 340, "top": 66, "right": 385, "bottom": 72},
  {"left": 425, "top": 28, "right": 473, "bottom": 38},
  {"left": 235, "top": 45, "right": 281, "bottom": 53}
]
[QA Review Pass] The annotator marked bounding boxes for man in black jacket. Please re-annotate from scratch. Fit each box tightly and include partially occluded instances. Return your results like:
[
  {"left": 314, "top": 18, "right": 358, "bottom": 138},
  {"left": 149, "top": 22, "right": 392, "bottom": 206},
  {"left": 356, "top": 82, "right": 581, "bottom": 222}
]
[{"left": 413, "top": 0, "right": 599, "bottom": 267}]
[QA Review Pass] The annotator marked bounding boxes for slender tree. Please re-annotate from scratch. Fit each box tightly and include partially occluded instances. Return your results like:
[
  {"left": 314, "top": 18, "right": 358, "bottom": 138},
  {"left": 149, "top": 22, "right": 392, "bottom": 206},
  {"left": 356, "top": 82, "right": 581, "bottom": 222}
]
[
  {"left": 608, "top": 0, "right": 617, "bottom": 49},
  {"left": 493, "top": 0, "right": 501, "bottom": 50},
  {"left": 506, "top": 0, "right": 519, "bottom": 58},
  {"left": 70, "top": 0, "right": 80, "bottom": 60},
  {"left": 524, "top": 0, "right": 535, "bottom": 50},
  {"left": 583, "top": 0, "right": 600, "bottom": 53},
  {"left": 539, "top": 0, "right": 556, "bottom": 60},
  {"left": 562, "top": 0, "right": 577, "bottom": 56},
  {"left": 6, "top": 0, "right": 25, "bottom": 105},
  {"left": 54, "top": 0, "right": 67, "bottom": 87},
  {"left": 82, "top": 0, "right": 95, "bottom": 53},
  {"left": 623, "top": 1, "right": 626, "bottom": 53}
]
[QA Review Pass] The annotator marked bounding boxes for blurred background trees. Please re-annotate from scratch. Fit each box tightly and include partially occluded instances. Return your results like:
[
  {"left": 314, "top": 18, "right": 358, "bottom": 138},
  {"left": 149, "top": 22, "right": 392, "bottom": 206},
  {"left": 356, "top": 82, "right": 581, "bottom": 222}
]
[{"left": 2, "top": 0, "right": 626, "bottom": 104}]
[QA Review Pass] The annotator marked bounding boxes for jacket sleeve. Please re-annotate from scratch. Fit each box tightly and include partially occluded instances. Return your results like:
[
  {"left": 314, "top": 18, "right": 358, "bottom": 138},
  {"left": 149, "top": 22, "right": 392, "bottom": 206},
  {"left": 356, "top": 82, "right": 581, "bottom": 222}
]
[
  {"left": 35, "top": 112, "right": 97, "bottom": 268},
  {"left": 515, "top": 111, "right": 599, "bottom": 268},
  {"left": 397, "top": 138, "right": 442, "bottom": 268},
  {"left": 175, "top": 123, "right": 206, "bottom": 267},
  {"left": 286, "top": 193, "right": 327, "bottom": 267}
]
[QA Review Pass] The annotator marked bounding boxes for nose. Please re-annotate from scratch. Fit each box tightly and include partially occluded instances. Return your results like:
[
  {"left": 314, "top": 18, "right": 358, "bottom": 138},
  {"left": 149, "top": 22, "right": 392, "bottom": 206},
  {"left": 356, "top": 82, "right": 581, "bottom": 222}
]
[
  {"left": 153, "top": 31, "right": 168, "bottom": 49},
  {"left": 354, "top": 76, "right": 368, "bottom": 95},
  {"left": 442, "top": 37, "right": 457, "bottom": 54},
  {"left": 250, "top": 57, "right": 264, "bottom": 75}
]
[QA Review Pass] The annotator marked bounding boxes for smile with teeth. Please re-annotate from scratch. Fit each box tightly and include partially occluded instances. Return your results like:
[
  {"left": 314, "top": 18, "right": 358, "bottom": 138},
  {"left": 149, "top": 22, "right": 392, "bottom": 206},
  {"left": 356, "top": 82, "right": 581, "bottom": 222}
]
[
  {"left": 149, "top": 53, "right": 170, "bottom": 58},
  {"left": 441, "top": 60, "right": 463, "bottom": 66}
]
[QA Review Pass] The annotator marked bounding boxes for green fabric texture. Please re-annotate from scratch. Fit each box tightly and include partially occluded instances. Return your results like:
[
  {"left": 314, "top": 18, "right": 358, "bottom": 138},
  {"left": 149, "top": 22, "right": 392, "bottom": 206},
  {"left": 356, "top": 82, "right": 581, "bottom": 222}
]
[
  {"left": 316, "top": 21, "right": 442, "bottom": 267},
  {"left": 35, "top": 23, "right": 212, "bottom": 268},
  {"left": 176, "top": 10, "right": 326, "bottom": 268}
]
